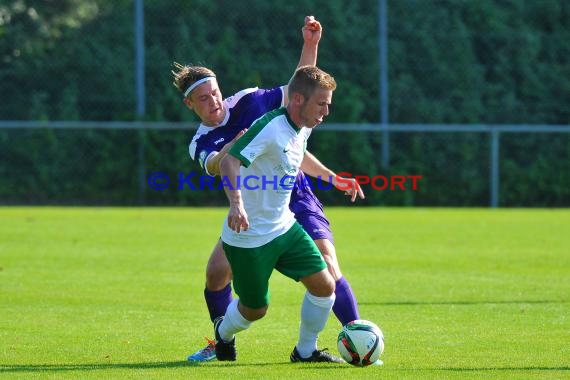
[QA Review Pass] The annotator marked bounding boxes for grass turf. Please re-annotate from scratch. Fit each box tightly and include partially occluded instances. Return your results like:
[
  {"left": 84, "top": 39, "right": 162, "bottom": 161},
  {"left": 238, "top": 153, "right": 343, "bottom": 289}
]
[{"left": 1, "top": 207, "right": 569, "bottom": 379}]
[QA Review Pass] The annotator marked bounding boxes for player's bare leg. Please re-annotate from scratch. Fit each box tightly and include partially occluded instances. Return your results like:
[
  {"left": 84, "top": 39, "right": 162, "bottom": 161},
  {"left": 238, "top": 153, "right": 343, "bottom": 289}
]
[
  {"left": 313, "top": 238, "right": 360, "bottom": 325},
  {"left": 205, "top": 239, "right": 232, "bottom": 291}
]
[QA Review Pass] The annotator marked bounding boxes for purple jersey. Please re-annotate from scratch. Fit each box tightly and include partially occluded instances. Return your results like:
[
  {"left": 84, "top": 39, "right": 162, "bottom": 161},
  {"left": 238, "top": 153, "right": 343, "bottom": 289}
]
[
  {"left": 188, "top": 86, "right": 332, "bottom": 241},
  {"left": 189, "top": 87, "right": 284, "bottom": 170}
]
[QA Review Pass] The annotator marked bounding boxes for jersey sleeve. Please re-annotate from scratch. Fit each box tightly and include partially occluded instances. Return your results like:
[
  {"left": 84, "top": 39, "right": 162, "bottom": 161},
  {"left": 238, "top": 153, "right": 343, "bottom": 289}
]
[
  {"left": 229, "top": 118, "right": 276, "bottom": 168},
  {"left": 189, "top": 129, "right": 217, "bottom": 173},
  {"left": 249, "top": 87, "right": 285, "bottom": 111}
]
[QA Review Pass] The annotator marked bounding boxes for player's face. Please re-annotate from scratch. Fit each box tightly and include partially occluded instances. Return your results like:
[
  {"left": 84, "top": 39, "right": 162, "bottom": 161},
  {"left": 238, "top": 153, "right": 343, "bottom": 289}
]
[
  {"left": 299, "top": 88, "right": 333, "bottom": 128},
  {"left": 185, "top": 79, "right": 225, "bottom": 126}
]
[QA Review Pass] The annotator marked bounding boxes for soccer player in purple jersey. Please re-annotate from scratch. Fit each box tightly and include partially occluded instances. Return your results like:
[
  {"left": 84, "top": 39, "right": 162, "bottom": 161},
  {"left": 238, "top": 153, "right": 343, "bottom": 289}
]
[{"left": 172, "top": 16, "right": 365, "bottom": 362}]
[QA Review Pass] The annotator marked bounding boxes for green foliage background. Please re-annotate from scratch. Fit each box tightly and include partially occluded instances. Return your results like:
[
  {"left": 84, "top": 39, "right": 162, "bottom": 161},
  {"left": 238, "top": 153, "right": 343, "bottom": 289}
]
[{"left": 0, "top": 0, "right": 568, "bottom": 206}]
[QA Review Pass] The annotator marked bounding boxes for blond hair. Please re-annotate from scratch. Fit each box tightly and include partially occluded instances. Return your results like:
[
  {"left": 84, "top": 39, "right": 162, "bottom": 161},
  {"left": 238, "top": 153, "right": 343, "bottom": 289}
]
[
  {"left": 171, "top": 62, "right": 216, "bottom": 97},
  {"left": 288, "top": 65, "right": 336, "bottom": 100}
]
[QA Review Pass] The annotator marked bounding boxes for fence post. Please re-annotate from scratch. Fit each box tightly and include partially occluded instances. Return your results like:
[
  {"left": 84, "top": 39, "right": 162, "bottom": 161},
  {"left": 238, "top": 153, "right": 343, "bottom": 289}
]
[
  {"left": 379, "top": 0, "right": 390, "bottom": 168},
  {"left": 135, "top": 0, "right": 146, "bottom": 204},
  {"left": 490, "top": 129, "right": 500, "bottom": 208}
]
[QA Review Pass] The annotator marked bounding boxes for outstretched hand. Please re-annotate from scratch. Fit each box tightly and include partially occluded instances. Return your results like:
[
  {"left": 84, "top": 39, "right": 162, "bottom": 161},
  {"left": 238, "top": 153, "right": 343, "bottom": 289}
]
[
  {"left": 333, "top": 176, "right": 366, "bottom": 202},
  {"left": 302, "top": 15, "right": 322, "bottom": 45}
]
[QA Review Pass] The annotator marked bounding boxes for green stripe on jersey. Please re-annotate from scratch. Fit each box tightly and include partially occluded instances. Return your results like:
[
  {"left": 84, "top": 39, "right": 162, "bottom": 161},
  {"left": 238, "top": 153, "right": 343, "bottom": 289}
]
[{"left": 229, "top": 107, "right": 287, "bottom": 167}]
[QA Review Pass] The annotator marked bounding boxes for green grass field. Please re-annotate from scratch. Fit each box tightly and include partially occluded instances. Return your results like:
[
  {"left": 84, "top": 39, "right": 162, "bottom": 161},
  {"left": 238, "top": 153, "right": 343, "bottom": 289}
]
[{"left": 1, "top": 207, "right": 569, "bottom": 379}]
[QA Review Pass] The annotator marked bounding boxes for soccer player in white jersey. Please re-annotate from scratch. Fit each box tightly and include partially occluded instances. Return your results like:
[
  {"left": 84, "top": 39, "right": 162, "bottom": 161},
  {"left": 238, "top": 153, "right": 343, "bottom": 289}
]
[
  {"left": 173, "top": 16, "right": 368, "bottom": 363},
  {"left": 216, "top": 65, "right": 342, "bottom": 362}
]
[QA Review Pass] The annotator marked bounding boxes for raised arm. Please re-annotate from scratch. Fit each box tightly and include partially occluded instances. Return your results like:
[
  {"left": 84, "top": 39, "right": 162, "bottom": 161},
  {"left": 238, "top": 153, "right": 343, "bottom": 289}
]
[
  {"left": 300, "top": 151, "right": 365, "bottom": 202},
  {"left": 283, "top": 16, "right": 323, "bottom": 105},
  {"left": 297, "top": 15, "right": 322, "bottom": 67}
]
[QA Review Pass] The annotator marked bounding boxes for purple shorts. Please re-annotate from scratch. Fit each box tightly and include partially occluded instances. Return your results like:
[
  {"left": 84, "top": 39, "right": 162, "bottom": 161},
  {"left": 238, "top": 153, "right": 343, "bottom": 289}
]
[{"left": 294, "top": 210, "right": 334, "bottom": 244}]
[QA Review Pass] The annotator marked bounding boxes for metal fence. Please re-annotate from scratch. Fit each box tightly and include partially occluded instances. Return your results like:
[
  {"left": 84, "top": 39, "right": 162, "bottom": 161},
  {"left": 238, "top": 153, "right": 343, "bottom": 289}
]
[
  {"left": 1, "top": 1, "right": 568, "bottom": 206},
  {"left": 1, "top": 120, "right": 568, "bottom": 207}
]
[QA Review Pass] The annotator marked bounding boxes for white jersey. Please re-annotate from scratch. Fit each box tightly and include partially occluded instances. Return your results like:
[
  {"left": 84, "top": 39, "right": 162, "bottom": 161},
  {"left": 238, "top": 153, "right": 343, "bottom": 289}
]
[{"left": 221, "top": 107, "right": 312, "bottom": 248}]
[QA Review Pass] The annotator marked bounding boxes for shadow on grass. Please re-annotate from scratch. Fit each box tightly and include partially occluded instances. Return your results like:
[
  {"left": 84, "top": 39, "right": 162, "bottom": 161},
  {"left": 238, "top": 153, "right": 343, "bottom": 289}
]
[
  {"left": 1, "top": 362, "right": 568, "bottom": 373},
  {"left": 400, "top": 366, "right": 570, "bottom": 372},
  {"left": 0, "top": 362, "right": 186, "bottom": 373},
  {"left": 0, "top": 361, "right": 296, "bottom": 373},
  {"left": 360, "top": 300, "right": 569, "bottom": 306},
  {"left": 294, "top": 365, "right": 570, "bottom": 372}
]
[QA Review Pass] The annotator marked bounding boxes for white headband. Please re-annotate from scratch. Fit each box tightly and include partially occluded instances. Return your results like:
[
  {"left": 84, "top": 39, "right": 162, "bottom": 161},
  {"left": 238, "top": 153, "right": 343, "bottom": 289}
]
[{"left": 183, "top": 76, "right": 215, "bottom": 97}]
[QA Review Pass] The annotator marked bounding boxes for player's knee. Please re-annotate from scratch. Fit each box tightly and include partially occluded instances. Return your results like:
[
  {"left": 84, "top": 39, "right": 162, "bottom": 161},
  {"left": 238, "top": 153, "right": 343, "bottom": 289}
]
[
  {"left": 239, "top": 305, "right": 268, "bottom": 321},
  {"left": 205, "top": 272, "right": 230, "bottom": 291},
  {"left": 252, "top": 307, "right": 268, "bottom": 321},
  {"left": 205, "top": 261, "right": 232, "bottom": 290},
  {"left": 300, "top": 268, "right": 336, "bottom": 296},
  {"left": 323, "top": 276, "right": 335, "bottom": 295},
  {"left": 312, "top": 282, "right": 335, "bottom": 297},
  {"left": 205, "top": 254, "right": 232, "bottom": 290}
]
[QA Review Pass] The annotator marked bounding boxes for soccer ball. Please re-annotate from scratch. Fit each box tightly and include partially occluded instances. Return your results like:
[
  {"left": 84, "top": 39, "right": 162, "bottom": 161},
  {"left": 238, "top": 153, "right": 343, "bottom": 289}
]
[{"left": 337, "top": 319, "right": 384, "bottom": 366}]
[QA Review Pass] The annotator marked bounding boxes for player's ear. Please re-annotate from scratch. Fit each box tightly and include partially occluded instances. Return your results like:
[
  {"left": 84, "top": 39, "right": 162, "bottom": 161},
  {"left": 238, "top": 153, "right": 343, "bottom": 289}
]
[
  {"left": 183, "top": 97, "right": 194, "bottom": 110},
  {"left": 292, "top": 92, "right": 304, "bottom": 105}
]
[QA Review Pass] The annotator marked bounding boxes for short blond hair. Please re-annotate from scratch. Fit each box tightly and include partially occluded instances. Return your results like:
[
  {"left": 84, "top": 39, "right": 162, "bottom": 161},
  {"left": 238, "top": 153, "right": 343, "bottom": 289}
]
[
  {"left": 288, "top": 65, "right": 336, "bottom": 100},
  {"left": 171, "top": 62, "right": 216, "bottom": 97}
]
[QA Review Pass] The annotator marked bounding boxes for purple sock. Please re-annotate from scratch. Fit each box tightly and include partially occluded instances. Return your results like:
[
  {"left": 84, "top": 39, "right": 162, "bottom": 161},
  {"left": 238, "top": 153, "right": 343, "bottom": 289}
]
[
  {"left": 204, "top": 283, "right": 233, "bottom": 323},
  {"left": 332, "top": 277, "right": 360, "bottom": 325}
]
